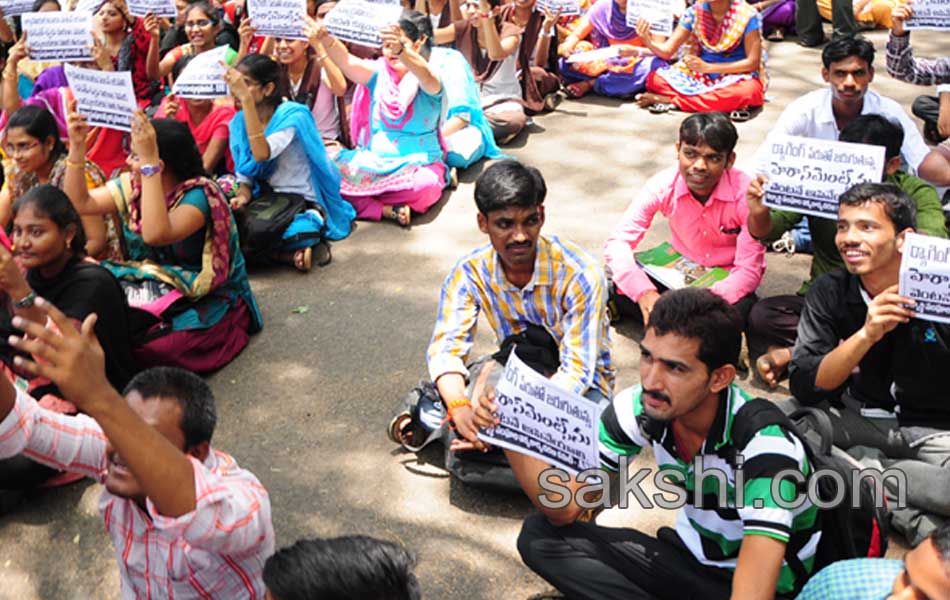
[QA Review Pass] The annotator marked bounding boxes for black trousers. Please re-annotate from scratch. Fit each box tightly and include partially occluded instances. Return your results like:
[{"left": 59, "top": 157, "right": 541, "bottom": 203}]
[
  {"left": 913, "top": 95, "right": 948, "bottom": 143},
  {"left": 518, "top": 515, "right": 735, "bottom": 600},
  {"left": 795, "top": 0, "right": 856, "bottom": 44},
  {"left": 745, "top": 294, "right": 806, "bottom": 361},
  {"left": 610, "top": 282, "right": 757, "bottom": 331}
]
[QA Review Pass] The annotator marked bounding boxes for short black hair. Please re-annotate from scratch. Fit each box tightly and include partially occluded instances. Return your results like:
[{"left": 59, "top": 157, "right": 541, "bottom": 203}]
[
  {"left": 678, "top": 112, "right": 738, "bottom": 155},
  {"left": 932, "top": 521, "right": 950, "bottom": 575},
  {"left": 647, "top": 288, "right": 742, "bottom": 373},
  {"left": 264, "top": 536, "right": 421, "bottom": 600},
  {"left": 31, "top": 0, "right": 59, "bottom": 9},
  {"left": 839, "top": 114, "right": 903, "bottom": 161},
  {"left": 474, "top": 160, "right": 546, "bottom": 215},
  {"left": 152, "top": 118, "right": 207, "bottom": 182},
  {"left": 821, "top": 35, "right": 875, "bottom": 70},
  {"left": 838, "top": 182, "right": 916, "bottom": 233},
  {"left": 8, "top": 105, "right": 66, "bottom": 161},
  {"left": 237, "top": 53, "right": 282, "bottom": 108},
  {"left": 123, "top": 367, "right": 217, "bottom": 449}
]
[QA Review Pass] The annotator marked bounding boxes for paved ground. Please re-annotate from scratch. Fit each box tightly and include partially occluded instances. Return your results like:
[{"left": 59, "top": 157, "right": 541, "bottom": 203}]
[{"left": 0, "top": 27, "right": 945, "bottom": 600}]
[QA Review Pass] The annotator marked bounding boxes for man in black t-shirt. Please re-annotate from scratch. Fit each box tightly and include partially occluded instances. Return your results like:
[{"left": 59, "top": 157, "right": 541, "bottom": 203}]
[{"left": 789, "top": 182, "right": 950, "bottom": 546}]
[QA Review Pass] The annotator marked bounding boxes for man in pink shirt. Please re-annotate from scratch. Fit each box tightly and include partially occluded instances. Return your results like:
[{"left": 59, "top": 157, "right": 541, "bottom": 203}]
[
  {"left": 604, "top": 113, "right": 766, "bottom": 326},
  {"left": 0, "top": 299, "right": 274, "bottom": 599}
]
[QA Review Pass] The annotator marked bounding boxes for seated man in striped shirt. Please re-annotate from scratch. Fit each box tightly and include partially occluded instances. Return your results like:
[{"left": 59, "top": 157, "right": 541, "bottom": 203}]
[
  {"left": 502, "top": 289, "right": 818, "bottom": 599},
  {"left": 0, "top": 299, "right": 274, "bottom": 599},
  {"left": 425, "top": 159, "right": 615, "bottom": 469}
]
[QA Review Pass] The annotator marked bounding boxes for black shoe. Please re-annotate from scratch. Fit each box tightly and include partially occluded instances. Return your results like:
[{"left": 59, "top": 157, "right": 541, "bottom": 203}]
[{"left": 797, "top": 35, "right": 827, "bottom": 47}]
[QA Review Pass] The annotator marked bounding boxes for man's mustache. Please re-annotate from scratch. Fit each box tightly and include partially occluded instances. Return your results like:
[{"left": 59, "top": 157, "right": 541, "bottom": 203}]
[{"left": 643, "top": 388, "right": 671, "bottom": 405}]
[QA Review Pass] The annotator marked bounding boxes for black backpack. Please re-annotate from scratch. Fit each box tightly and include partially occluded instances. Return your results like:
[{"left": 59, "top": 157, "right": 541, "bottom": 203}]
[{"left": 725, "top": 399, "right": 890, "bottom": 593}]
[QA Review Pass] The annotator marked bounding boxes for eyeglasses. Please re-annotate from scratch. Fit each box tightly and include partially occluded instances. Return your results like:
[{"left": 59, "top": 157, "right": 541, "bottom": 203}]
[
  {"left": 184, "top": 19, "right": 213, "bottom": 29},
  {"left": 4, "top": 141, "right": 41, "bottom": 156}
]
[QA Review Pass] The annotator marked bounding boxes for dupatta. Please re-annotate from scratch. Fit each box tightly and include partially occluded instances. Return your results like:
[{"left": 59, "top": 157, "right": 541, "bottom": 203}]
[{"left": 230, "top": 101, "right": 355, "bottom": 240}]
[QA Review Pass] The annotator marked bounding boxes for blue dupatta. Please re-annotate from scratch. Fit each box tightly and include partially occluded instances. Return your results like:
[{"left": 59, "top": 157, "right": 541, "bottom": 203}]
[
  {"left": 230, "top": 101, "right": 355, "bottom": 241},
  {"left": 429, "top": 48, "right": 506, "bottom": 168}
]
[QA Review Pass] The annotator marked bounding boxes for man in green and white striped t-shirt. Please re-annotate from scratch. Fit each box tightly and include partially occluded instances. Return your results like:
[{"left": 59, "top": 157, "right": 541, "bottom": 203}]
[{"left": 515, "top": 288, "right": 820, "bottom": 600}]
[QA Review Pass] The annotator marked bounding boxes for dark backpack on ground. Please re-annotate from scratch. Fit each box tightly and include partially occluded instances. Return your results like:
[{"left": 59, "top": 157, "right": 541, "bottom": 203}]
[
  {"left": 725, "top": 399, "right": 890, "bottom": 593},
  {"left": 236, "top": 185, "right": 329, "bottom": 262},
  {"left": 389, "top": 325, "right": 562, "bottom": 493}
]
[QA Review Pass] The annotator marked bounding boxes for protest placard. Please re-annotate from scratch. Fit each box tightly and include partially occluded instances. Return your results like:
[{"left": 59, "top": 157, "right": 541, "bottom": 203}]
[
  {"left": 248, "top": 0, "right": 307, "bottom": 40},
  {"left": 171, "top": 45, "right": 229, "bottom": 98},
  {"left": 65, "top": 64, "right": 138, "bottom": 132},
  {"left": 904, "top": 0, "right": 950, "bottom": 31},
  {"left": 477, "top": 352, "right": 602, "bottom": 475},
  {"left": 127, "top": 0, "right": 177, "bottom": 18},
  {"left": 899, "top": 233, "right": 950, "bottom": 324},
  {"left": 22, "top": 11, "right": 93, "bottom": 62},
  {"left": 324, "top": 0, "right": 402, "bottom": 47},
  {"left": 0, "top": 0, "right": 38, "bottom": 17},
  {"left": 626, "top": 0, "right": 673, "bottom": 36},
  {"left": 566, "top": 45, "right": 653, "bottom": 63},
  {"left": 760, "top": 134, "right": 885, "bottom": 219},
  {"left": 72, "top": 0, "right": 101, "bottom": 13},
  {"left": 536, "top": 0, "right": 581, "bottom": 17}
]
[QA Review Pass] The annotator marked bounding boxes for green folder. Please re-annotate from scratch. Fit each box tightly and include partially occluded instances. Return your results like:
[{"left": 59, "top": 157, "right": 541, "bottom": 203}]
[{"left": 634, "top": 242, "right": 729, "bottom": 289}]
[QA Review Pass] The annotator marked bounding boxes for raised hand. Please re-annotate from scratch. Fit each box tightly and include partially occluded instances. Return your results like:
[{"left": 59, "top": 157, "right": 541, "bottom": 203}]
[
  {"left": 303, "top": 14, "right": 329, "bottom": 48},
  {"left": 129, "top": 111, "right": 160, "bottom": 166},
  {"left": 9, "top": 298, "right": 113, "bottom": 413},
  {"left": 65, "top": 97, "right": 90, "bottom": 150},
  {"left": 163, "top": 93, "right": 180, "bottom": 118},
  {"left": 144, "top": 12, "right": 161, "bottom": 38},
  {"left": 222, "top": 64, "right": 253, "bottom": 101},
  {"left": 861, "top": 283, "right": 916, "bottom": 344}
]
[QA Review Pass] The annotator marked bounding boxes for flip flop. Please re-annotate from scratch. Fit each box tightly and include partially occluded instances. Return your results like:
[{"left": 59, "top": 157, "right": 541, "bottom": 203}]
[
  {"left": 648, "top": 102, "right": 675, "bottom": 114},
  {"left": 729, "top": 108, "right": 756, "bottom": 122},
  {"left": 294, "top": 247, "right": 312, "bottom": 273}
]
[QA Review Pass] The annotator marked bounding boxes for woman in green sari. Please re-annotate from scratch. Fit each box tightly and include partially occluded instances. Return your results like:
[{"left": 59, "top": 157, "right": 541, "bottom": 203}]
[{"left": 62, "top": 106, "right": 262, "bottom": 372}]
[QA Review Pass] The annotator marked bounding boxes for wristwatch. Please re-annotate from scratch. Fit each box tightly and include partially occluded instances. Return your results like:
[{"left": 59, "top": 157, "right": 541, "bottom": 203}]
[
  {"left": 140, "top": 163, "right": 162, "bottom": 177},
  {"left": 14, "top": 291, "right": 36, "bottom": 309}
]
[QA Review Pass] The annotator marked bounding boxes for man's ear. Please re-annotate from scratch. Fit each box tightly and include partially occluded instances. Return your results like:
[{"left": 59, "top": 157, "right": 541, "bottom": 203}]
[
  {"left": 895, "top": 227, "right": 914, "bottom": 254},
  {"left": 708, "top": 364, "right": 737, "bottom": 394},
  {"left": 821, "top": 67, "right": 830, "bottom": 83},
  {"left": 726, "top": 151, "right": 736, "bottom": 170},
  {"left": 187, "top": 441, "right": 211, "bottom": 462},
  {"left": 868, "top": 65, "right": 875, "bottom": 84},
  {"left": 477, "top": 211, "right": 488, "bottom": 234},
  {"left": 884, "top": 155, "right": 901, "bottom": 177},
  {"left": 537, "top": 203, "right": 545, "bottom": 227}
]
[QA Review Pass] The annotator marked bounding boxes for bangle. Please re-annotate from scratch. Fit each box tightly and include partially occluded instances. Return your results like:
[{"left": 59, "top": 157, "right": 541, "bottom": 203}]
[
  {"left": 446, "top": 397, "right": 471, "bottom": 413},
  {"left": 543, "top": 28, "right": 555, "bottom": 37},
  {"left": 249, "top": 132, "right": 265, "bottom": 140},
  {"left": 315, "top": 54, "right": 328, "bottom": 61},
  {"left": 393, "top": 42, "right": 405, "bottom": 57},
  {"left": 65, "top": 159, "right": 84, "bottom": 168}
]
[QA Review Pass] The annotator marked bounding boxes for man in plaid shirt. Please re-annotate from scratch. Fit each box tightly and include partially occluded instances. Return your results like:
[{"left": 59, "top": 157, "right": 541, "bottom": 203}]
[
  {"left": 0, "top": 299, "right": 274, "bottom": 599},
  {"left": 887, "top": 3, "right": 950, "bottom": 146}
]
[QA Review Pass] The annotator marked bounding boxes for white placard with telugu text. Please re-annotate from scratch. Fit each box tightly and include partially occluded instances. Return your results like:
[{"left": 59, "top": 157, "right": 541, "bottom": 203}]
[
  {"left": 477, "top": 352, "right": 602, "bottom": 476},
  {"left": 760, "top": 134, "right": 886, "bottom": 219},
  {"left": 248, "top": 0, "right": 308, "bottom": 40},
  {"left": 904, "top": 0, "right": 950, "bottom": 31},
  {"left": 900, "top": 233, "right": 950, "bottom": 324},
  {"left": 626, "top": 0, "right": 673, "bottom": 36},
  {"left": 127, "top": 0, "right": 177, "bottom": 18},
  {"left": 171, "top": 45, "right": 230, "bottom": 98},
  {"left": 65, "top": 64, "right": 138, "bottom": 132},
  {"left": 324, "top": 0, "right": 402, "bottom": 47},
  {"left": 22, "top": 11, "right": 93, "bottom": 62}
]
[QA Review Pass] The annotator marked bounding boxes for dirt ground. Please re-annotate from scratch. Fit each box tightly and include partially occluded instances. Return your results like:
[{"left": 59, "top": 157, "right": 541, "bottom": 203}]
[{"left": 0, "top": 25, "right": 945, "bottom": 600}]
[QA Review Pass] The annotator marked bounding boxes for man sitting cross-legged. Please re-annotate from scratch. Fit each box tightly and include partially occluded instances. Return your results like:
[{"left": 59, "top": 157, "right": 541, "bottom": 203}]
[
  {"left": 480, "top": 289, "right": 819, "bottom": 600},
  {"left": 789, "top": 182, "right": 950, "bottom": 546},
  {"left": 604, "top": 112, "right": 765, "bottom": 327},
  {"left": 746, "top": 114, "right": 947, "bottom": 388},
  {"left": 419, "top": 159, "right": 614, "bottom": 484},
  {"left": 0, "top": 299, "right": 274, "bottom": 598}
]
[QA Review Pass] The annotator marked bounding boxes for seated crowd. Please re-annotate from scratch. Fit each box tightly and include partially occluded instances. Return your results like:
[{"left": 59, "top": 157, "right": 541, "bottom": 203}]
[{"left": 0, "top": 0, "right": 946, "bottom": 597}]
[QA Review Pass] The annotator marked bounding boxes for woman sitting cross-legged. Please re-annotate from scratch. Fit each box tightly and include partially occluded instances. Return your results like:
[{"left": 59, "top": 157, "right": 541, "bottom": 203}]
[
  {"left": 225, "top": 54, "right": 355, "bottom": 272},
  {"left": 634, "top": 0, "right": 765, "bottom": 117},
  {"left": 321, "top": 12, "right": 447, "bottom": 228},
  {"left": 0, "top": 185, "right": 139, "bottom": 491},
  {"left": 63, "top": 108, "right": 263, "bottom": 373},
  {"left": 556, "top": 0, "right": 668, "bottom": 99}
]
